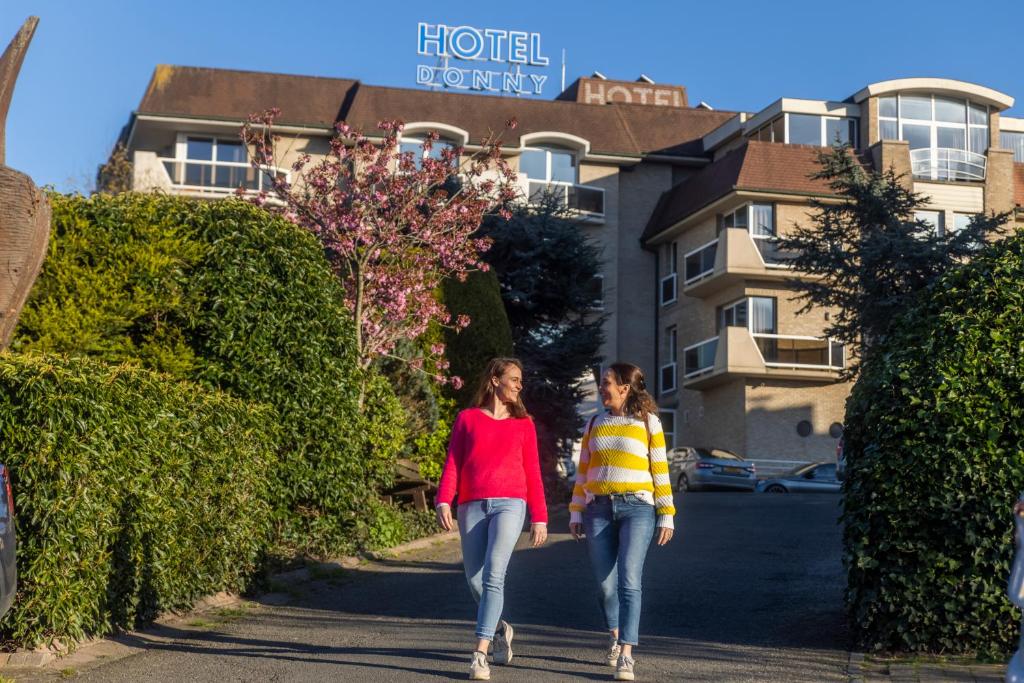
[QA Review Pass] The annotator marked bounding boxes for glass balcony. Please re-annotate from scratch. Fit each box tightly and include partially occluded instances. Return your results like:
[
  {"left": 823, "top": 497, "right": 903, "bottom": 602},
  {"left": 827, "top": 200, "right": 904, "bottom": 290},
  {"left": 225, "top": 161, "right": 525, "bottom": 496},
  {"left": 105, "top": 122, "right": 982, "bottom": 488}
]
[
  {"left": 528, "top": 180, "right": 605, "bottom": 217},
  {"left": 683, "top": 240, "right": 717, "bottom": 284},
  {"left": 683, "top": 337, "right": 718, "bottom": 378},
  {"left": 752, "top": 334, "right": 845, "bottom": 370},
  {"left": 159, "top": 158, "right": 287, "bottom": 195},
  {"left": 909, "top": 148, "right": 986, "bottom": 181},
  {"left": 752, "top": 238, "right": 798, "bottom": 266}
]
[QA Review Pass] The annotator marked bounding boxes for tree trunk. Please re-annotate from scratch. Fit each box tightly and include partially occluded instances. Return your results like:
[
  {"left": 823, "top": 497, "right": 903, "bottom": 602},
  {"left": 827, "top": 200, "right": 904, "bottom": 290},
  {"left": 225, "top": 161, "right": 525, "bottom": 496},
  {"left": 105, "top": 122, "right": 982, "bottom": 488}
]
[{"left": 0, "top": 17, "right": 50, "bottom": 350}]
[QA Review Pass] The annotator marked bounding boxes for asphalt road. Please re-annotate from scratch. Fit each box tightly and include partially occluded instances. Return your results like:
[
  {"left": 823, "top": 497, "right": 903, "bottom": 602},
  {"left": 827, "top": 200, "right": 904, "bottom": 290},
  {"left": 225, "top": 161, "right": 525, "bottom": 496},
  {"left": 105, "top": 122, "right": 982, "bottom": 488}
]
[{"left": 37, "top": 493, "right": 850, "bottom": 681}]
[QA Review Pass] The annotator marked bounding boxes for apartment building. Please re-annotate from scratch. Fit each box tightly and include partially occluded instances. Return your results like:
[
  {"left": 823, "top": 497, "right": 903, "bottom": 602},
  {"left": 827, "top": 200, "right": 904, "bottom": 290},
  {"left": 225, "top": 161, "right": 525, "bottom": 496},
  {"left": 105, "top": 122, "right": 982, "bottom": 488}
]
[{"left": 120, "top": 67, "right": 1024, "bottom": 462}]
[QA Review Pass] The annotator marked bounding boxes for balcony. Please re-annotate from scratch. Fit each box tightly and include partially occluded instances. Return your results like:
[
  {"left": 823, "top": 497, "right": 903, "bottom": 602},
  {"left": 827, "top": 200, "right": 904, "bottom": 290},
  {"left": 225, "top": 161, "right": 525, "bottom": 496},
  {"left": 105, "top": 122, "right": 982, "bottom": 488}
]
[
  {"left": 683, "top": 228, "right": 799, "bottom": 298},
  {"left": 159, "top": 158, "right": 288, "bottom": 197},
  {"left": 909, "top": 148, "right": 986, "bottom": 182},
  {"left": 523, "top": 179, "right": 605, "bottom": 221},
  {"left": 681, "top": 327, "right": 844, "bottom": 390}
]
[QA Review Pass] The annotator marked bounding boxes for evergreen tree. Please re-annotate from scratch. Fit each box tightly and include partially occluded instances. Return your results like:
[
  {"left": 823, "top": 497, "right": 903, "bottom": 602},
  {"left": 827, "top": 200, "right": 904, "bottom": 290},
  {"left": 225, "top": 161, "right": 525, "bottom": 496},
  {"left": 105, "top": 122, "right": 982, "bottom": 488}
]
[
  {"left": 774, "top": 144, "right": 1010, "bottom": 376},
  {"left": 481, "top": 194, "right": 605, "bottom": 486}
]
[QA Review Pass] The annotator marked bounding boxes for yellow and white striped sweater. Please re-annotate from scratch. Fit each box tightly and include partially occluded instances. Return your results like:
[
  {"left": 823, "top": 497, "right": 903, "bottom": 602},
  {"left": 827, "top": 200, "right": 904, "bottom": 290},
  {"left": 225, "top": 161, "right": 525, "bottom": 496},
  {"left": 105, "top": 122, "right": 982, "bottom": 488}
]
[{"left": 570, "top": 412, "right": 676, "bottom": 529}]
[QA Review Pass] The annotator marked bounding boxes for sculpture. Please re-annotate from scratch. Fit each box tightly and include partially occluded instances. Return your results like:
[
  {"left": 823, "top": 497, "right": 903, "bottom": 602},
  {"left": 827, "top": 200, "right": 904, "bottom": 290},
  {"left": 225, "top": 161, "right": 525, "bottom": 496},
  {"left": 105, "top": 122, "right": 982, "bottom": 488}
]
[{"left": 0, "top": 17, "right": 50, "bottom": 350}]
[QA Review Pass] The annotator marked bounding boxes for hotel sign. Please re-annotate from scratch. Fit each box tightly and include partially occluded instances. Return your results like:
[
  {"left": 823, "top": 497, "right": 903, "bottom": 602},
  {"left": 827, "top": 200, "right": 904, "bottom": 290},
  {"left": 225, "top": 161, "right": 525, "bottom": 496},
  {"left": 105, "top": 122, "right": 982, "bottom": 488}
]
[{"left": 415, "top": 22, "right": 549, "bottom": 96}]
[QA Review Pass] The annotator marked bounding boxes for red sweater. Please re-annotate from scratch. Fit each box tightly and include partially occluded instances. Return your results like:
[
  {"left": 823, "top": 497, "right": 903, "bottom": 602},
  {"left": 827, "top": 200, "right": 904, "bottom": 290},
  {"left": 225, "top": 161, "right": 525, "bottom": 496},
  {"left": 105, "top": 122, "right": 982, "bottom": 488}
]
[{"left": 437, "top": 408, "right": 548, "bottom": 524}]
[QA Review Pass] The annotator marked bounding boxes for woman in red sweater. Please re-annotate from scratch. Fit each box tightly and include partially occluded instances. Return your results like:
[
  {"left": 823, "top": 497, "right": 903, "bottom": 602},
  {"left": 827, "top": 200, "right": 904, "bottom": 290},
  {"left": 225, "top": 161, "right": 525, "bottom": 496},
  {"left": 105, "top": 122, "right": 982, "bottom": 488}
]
[{"left": 436, "top": 357, "right": 548, "bottom": 681}]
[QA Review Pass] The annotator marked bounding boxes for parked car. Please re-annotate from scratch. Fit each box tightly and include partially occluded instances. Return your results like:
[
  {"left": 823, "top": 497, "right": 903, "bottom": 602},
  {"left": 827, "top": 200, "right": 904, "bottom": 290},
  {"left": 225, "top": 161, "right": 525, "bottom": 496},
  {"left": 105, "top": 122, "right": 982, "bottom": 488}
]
[
  {"left": 756, "top": 462, "right": 840, "bottom": 494},
  {"left": 0, "top": 464, "right": 15, "bottom": 618},
  {"left": 668, "top": 447, "right": 757, "bottom": 492},
  {"left": 836, "top": 437, "right": 846, "bottom": 481}
]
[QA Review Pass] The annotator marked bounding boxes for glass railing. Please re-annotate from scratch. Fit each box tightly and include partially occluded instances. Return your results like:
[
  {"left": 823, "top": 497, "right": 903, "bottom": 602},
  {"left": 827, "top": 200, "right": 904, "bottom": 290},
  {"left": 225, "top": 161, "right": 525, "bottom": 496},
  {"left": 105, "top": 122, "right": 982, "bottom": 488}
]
[
  {"left": 159, "top": 158, "right": 287, "bottom": 193},
  {"left": 909, "top": 148, "right": 986, "bottom": 181},
  {"left": 683, "top": 337, "right": 718, "bottom": 378},
  {"left": 528, "top": 180, "right": 605, "bottom": 216},
  {"left": 752, "top": 237, "right": 798, "bottom": 266},
  {"left": 684, "top": 240, "right": 717, "bottom": 283},
  {"left": 753, "top": 334, "right": 845, "bottom": 369}
]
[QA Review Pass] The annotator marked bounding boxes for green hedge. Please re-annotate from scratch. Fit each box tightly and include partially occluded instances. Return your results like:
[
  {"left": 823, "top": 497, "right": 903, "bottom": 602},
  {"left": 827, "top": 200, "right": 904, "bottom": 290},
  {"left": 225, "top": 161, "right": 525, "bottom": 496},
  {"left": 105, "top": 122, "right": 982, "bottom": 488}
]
[
  {"left": 0, "top": 354, "right": 276, "bottom": 647},
  {"left": 843, "top": 231, "right": 1024, "bottom": 655},
  {"left": 13, "top": 193, "right": 405, "bottom": 556}
]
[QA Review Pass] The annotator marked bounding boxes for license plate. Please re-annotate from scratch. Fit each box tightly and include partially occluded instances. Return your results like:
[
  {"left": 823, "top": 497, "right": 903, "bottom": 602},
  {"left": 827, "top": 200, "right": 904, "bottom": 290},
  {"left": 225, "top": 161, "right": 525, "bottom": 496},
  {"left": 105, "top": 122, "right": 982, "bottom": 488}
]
[{"left": 722, "top": 466, "right": 743, "bottom": 475}]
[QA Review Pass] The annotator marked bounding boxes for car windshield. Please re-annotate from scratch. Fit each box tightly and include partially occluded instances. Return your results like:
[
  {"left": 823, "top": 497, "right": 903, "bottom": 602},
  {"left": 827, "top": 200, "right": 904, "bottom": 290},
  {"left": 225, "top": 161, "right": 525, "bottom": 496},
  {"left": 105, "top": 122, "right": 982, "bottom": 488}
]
[
  {"left": 789, "top": 463, "right": 818, "bottom": 476},
  {"left": 696, "top": 448, "right": 742, "bottom": 461}
]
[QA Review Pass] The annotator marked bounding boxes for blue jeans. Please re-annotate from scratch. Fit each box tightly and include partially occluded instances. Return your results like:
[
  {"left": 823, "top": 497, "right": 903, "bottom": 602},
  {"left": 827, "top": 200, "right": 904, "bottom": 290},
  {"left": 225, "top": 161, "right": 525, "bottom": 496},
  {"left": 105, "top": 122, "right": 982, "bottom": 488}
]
[
  {"left": 583, "top": 494, "right": 656, "bottom": 646},
  {"left": 458, "top": 498, "right": 526, "bottom": 640}
]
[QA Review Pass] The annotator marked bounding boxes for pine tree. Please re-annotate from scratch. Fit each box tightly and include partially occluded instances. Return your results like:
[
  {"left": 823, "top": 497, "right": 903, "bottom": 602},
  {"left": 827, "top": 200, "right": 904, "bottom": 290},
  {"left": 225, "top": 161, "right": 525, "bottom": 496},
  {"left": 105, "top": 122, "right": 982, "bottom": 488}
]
[{"left": 774, "top": 144, "right": 1010, "bottom": 376}]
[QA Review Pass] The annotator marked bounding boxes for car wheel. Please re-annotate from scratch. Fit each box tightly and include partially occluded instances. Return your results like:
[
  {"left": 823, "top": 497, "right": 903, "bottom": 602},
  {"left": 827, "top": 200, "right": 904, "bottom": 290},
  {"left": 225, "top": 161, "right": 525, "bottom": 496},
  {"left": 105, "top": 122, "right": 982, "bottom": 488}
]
[
  {"left": 765, "top": 484, "right": 787, "bottom": 493},
  {"left": 677, "top": 474, "right": 689, "bottom": 492}
]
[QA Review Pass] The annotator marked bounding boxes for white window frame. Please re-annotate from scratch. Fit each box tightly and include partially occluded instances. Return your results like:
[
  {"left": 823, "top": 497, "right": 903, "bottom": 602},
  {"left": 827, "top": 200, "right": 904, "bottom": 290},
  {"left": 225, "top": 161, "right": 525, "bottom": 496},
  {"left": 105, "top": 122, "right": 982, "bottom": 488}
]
[
  {"left": 659, "top": 409, "right": 677, "bottom": 450},
  {"left": 660, "top": 327, "right": 677, "bottom": 394},
  {"left": 168, "top": 133, "right": 289, "bottom": 194},
  {"left": 399, "top": 134, "right": 456, "bottom": 169},
  {"left": 719, "top": 296, "right": 777, "bottom": 334},
  {"left": 878, "top": 94, "right": 989, "bottom": 153},
  {"left": 683, "top": 238, "right": 719, "bottom": 284},
  {"left": 520, "top": 145, "right": 578, "bottom": 184},
  {"left": 783, "top": 113, "right": 859, "bottom": 147},
  {"left": 722, "top": 203, "right": 789, "bottom": 269},
  {"left": 914, "top": 210, "right": 943, "bottom": 235},
  {"left": 660, "top": 241, "right": 678, "bottom": 306}
]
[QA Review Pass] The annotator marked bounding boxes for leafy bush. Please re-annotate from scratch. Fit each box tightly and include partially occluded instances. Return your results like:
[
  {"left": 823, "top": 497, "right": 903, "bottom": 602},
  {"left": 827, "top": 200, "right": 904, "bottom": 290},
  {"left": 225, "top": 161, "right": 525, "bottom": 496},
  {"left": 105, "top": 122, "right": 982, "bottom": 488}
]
[
  {"left": 13, "top": 193, "right": 405, "bottom": 556},
  {"left": 843, "top": 231, "right": 1024, "bottom": 655},
  {"left": 0, "top": 354, "right": 276, "bottom": 647}
]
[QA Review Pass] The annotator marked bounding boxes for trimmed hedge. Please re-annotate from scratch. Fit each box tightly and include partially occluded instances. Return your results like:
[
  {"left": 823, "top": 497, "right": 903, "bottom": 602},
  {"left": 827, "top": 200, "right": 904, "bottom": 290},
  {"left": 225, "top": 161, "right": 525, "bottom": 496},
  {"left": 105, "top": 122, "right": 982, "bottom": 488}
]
[
  {"left": 0, "top": 354, "right": 276, "bottom": 647},
  {"left": 843, "top": 231, "right": 1024, "bottom": 655},
  {"left": 13, "top": 193, "right": 405, "bottom": 556}
]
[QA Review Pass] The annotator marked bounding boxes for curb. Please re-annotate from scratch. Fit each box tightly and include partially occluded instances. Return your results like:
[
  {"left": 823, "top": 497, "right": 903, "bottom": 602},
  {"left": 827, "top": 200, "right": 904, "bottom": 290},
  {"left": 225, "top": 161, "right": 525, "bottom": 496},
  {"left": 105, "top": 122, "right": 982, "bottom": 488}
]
[{"left": 0, "top": 530, "right": 462, "bottom": 672}]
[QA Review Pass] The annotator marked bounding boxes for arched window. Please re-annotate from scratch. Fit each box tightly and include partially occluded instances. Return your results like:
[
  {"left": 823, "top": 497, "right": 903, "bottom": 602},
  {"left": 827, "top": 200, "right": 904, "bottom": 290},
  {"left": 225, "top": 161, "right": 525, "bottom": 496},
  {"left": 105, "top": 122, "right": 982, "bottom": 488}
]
[
  {"left": 519, "top": 145, "right": 577, "bottom": 185},
  {"left": 398, "top": 135, "right": 455, "bottom": 169}
]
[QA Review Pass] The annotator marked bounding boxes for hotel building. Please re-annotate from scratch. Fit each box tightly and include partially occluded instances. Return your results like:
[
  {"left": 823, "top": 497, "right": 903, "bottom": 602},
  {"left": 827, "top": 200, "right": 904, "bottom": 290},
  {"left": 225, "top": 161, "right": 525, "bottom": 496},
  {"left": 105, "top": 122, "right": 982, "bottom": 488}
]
[{"left": 120, "top": 66, "right": 1024, "bottom": 462}]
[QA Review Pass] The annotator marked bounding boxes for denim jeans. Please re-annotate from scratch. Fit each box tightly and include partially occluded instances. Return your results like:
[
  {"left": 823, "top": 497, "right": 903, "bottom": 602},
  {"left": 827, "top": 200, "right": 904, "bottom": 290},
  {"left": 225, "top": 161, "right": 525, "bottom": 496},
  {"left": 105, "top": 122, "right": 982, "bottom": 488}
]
[
  {"left": 583, "top": 494, "right": 656, "bottom": 646},
  {"left": 458, "top": 498, "right": 526, "bottom": 640}
]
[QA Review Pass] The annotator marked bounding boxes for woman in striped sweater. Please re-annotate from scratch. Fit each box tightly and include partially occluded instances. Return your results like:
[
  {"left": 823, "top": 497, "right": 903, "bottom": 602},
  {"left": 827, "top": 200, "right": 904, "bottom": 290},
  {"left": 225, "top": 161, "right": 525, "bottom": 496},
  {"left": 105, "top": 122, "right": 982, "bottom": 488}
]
[{"left": 569, "top": 362, "right": 675, "bottom": 682}]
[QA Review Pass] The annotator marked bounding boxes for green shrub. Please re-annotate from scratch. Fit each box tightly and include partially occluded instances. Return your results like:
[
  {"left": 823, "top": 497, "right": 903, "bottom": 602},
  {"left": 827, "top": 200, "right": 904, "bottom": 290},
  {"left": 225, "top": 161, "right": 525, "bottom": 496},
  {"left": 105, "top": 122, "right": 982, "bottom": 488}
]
[
  {"left": 442, "top": 269, "right": 514, "bottom": 407},
  {"left": 843, "top": 231, "right": 1024, "bottom": 655},
  {"left": 13, "top": 193, "right": 405, "bottom": 556},
  {"left": 0, "top": 354, "right": 276, "bottom": 648}
]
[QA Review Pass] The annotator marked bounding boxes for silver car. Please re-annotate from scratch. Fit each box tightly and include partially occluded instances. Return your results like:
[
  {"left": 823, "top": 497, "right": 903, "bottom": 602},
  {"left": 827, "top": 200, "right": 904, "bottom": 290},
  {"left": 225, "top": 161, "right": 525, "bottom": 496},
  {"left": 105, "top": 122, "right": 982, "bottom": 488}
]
[
  {"left": 756, "top": 462, "right": 840, "bottom": 494},
  {"left": 669, "top": 447, "right": 757, "bottom": 492},
  {"left": 0, "top": 464, "right": 16, "bottom": 617}
]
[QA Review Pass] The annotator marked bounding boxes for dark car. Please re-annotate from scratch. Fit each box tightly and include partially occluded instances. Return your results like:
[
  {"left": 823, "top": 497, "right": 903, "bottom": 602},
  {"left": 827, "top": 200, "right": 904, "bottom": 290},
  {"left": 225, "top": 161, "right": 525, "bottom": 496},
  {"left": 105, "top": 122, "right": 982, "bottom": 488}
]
[
  {"left": 756, "top": 462, "right": 841, "bottom": 494},
  {"left": 0, "top": 464, "right": 16, "bottom": 617}
]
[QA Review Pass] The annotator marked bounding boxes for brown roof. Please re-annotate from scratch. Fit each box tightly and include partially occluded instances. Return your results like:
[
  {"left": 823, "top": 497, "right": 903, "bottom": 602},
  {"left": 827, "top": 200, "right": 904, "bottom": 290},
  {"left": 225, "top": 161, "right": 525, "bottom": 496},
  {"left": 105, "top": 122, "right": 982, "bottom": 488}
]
[
  {"left": 138, "top": 65, "right": 357, "bottom": 128},
  {"left": 1014, "top": 162, "right": 1024, "bottom": 207},
  {"left": 642, "top": 141, "right": 839, "bottom": 242},
  {"left": 134, "top": 65, "right": 735, "bottom": 158}
]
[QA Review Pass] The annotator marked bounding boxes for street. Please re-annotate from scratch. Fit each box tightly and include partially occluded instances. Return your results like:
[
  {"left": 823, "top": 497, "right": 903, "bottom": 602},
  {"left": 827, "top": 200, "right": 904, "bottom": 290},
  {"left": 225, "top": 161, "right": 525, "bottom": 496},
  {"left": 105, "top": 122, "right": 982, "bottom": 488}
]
[{"left": 25, "top": 493, "right": 849, "bottom": 681}]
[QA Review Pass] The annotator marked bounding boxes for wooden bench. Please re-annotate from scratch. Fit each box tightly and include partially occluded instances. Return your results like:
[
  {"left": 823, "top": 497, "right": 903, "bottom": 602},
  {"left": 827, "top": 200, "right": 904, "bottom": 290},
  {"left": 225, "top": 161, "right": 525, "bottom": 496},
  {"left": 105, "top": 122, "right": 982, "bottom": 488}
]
[{"left": 382, "top": 458, "right": 437, "bottom": 512}]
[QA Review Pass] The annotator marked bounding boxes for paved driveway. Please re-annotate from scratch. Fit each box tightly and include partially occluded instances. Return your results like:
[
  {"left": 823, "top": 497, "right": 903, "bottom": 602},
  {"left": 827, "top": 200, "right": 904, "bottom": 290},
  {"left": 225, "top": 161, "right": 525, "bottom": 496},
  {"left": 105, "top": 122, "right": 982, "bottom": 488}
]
[{"left": 23, "top": 493, "right": 850, "bottom": 681}]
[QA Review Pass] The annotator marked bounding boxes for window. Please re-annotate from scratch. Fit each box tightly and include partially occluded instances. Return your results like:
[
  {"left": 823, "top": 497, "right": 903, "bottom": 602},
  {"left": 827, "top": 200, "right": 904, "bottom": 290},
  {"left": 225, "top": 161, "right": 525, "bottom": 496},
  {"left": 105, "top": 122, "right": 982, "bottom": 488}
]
[
  {"left": 788, "top": 114, "right": 821, "bottom": 145},
  {"left": 877, "top": 94, "right": 990, "bottom": 178},
  {"left": 778, "top": 114, "right": 858, "bottom": 147},
  {"left": 399, "top": 135, "right": 454, "bottom": 169},
  {"left": 660, "top": 327, "right": 677, "bottom": 394},
  {"left": 521, "top": 146, "right": 577, "bottom": 183},
  {"left": 951, "top": 213, "right": 972, "bottom": 234},
  {"left": 1001, "top": 131, "right": 1024, "bottom": 162},
  {"left": 660, "top": 241, "right": 678, "bottom": 306},
  {"left": 722, "top": 203, "right": 788, "bottom": 265},
  {"left": 659, "top": 411, "right": 676, "bottom": 450},
  {"left": 915, "top": 210, "right": 942, "bottom": 234},
  {"left": 719, "top": 297, "right": 776, "bottom": 334},
  {"left": 182, "top": 136, "right": 250, "bottom": 188},
  {"left": 684, "top": 240, "right": 717, "bottom": 283}
]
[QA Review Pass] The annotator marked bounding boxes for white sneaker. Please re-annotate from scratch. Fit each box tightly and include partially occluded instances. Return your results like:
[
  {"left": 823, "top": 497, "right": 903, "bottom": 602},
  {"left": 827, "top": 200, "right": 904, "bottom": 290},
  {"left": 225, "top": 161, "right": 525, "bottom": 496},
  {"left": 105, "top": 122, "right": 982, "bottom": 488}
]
[
  {"left": 615, "top": 654, "right": 635, "bottom": 681},
  {"left": 470, "top": 650, "right": 491, "bottom": 680},
  {"left": 493, "top": 620, "right": 514, "bottom": 665},
  {"left": 605, "top": 634, "right": 622, "bottom": 667}
]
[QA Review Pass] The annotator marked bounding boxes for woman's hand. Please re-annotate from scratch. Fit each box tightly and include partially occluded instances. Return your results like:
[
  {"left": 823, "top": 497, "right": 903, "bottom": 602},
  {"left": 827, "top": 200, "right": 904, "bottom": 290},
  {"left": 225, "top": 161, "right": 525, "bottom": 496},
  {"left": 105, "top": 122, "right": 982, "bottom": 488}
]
[
  {"left": 569, "top": 522, "right": 584, "bottom": 541},
  {"left": 530, "top": 523, "right": 547, "bottom": 547},
  {"left": 655, "top": 527, "right": 674, "bottom": 546},
  {"left": 436, "top": 503, "right": 454, "bottom": 531}
]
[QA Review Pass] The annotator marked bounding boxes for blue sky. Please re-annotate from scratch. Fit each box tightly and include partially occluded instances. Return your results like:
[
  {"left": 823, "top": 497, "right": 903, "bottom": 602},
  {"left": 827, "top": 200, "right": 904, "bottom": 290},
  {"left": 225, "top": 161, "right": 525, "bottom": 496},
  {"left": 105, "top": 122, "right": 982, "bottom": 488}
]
[{"left": 4, "top": 0, "right": 1023, "bottom": 191}]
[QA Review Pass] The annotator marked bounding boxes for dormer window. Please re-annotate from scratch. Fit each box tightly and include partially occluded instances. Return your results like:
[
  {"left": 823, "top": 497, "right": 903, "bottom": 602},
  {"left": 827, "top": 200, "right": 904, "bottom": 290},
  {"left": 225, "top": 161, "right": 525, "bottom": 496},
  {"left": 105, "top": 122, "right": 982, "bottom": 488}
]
[
  {"left": 399, "top": 135, "right": 455, "bottom": 169},
  {"left": 752, "top": 114, "right": 857, "bottom": 147}
]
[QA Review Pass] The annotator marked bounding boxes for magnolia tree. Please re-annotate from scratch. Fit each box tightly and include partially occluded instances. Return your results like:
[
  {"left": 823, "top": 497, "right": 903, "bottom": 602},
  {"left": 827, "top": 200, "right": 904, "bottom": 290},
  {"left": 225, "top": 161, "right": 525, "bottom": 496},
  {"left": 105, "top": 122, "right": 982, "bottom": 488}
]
[{"left": 242, "top": 111, "right": 518, "bottom": 390}]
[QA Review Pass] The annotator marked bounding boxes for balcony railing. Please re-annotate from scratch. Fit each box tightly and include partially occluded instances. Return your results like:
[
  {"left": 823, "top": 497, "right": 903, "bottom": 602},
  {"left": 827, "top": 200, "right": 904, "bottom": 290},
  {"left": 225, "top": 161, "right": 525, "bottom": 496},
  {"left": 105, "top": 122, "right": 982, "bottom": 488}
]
[
  {"left": 752, "top": 334, "right": 845, "bottom": 370},
  {"left": 528, "top": 180, "right": 605, "bottom": 217},
  {"left": 752, "top": 237, "right": 798, "bottom": 266},
  {"left": 159, "top": 158, "right": 287, "bottom": 195},
  {"left": 683, "top": 337, "right": 718, "bottom": 378},
  {"left": 909, "top": 148, "right": 986, "bottom": 182},
  {"left": 683, "top": 239, "right": 717, "bottom": 284}
]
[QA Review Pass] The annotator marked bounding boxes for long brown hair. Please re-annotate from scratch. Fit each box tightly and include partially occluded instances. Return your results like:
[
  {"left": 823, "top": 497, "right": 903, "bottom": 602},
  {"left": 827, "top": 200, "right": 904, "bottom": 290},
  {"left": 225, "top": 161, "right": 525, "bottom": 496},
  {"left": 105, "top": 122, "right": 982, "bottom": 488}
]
[
  {"left": 608, "top": 362, "right": 659, "bottom": 421},
  {"left": 471, "top": 357, "right": 530, "bottom": 419}
]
